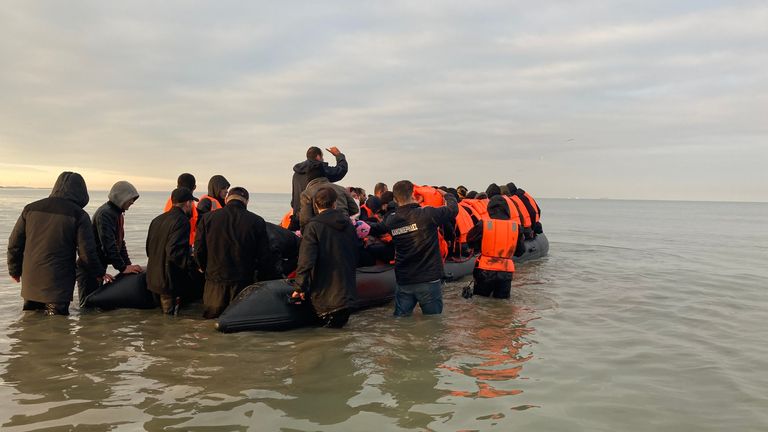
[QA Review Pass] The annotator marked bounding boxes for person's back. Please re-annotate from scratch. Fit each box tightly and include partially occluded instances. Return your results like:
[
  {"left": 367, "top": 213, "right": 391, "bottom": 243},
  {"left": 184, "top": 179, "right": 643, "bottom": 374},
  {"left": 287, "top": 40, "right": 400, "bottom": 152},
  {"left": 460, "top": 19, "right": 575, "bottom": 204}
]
[
  {"left": 290, "top": 146, "right": 348, "bottom": 229},
  {"left": 507, "top": 182, "right": 543, "bottom": 234},
  {"left": 163, "top": 173, "right": 199, "bottom": 245},
  {"left": 7, "top": 171, "right": 105, "bottom": 315},
  {"left": 381, "top": 180, "right": 458, "bottom": 316},
  {"left": 146, "top": 187, "right": 197, "bottom": 314},
  {"left": 291, "top": 187, "right": 358, "bottom": 328},
  {"left": 194, "top": 187, "right": 272, "bottom": 318}
]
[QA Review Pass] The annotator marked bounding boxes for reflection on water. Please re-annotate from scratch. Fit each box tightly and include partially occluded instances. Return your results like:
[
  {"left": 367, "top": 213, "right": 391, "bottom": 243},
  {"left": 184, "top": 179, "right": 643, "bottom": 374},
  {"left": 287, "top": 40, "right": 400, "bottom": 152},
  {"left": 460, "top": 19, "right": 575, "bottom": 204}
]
[{"left": 2, "top": 191, "right": 768, "bottom": 431}]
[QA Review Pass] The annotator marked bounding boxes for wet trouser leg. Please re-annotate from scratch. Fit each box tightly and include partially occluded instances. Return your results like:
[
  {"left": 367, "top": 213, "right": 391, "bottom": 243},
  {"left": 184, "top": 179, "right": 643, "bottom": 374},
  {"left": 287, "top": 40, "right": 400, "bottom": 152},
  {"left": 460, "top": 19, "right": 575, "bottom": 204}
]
[
  {"left": 317, "top": 308, "right": 351, "bottom": 328},
  {"left": 473, "top": 269, "right": 513, "bottom": 299},
  {"left": 203, "top": 280, "right": 248, "bottom": 319},
  {"left": 23, "top": 300, "right": 70, "bottom": 315},
  {"left": 394, "top": 280, "right": 443, "bottom": 316}
]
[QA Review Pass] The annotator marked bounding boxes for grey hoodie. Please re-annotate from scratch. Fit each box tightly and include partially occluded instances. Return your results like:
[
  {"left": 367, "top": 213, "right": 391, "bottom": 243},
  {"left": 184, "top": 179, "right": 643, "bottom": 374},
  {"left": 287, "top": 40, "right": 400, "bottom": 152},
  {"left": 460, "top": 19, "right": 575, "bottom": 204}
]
[{"left": 108, "top": 180, "right": 139, "bottom": 209}]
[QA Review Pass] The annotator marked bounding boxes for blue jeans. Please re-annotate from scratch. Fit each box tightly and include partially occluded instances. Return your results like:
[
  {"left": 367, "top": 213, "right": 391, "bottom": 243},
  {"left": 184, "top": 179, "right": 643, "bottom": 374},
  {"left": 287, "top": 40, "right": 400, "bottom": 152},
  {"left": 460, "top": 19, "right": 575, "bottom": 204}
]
[{"left": 394, "top": 280, "right": 443, "bottom": 316}]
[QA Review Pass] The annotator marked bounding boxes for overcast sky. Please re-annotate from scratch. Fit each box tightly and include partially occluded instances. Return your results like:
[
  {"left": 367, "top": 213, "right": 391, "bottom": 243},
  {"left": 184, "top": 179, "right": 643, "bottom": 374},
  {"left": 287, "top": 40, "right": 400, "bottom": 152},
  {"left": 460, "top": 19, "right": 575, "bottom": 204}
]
[{"left": 1, "top": 1, "right": 766, "bottom": 201}]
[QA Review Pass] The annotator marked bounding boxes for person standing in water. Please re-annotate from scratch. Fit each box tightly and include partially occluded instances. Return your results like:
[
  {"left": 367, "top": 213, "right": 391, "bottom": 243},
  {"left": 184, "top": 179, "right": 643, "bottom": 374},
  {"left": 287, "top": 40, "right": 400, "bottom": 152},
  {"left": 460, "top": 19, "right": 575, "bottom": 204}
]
[
  {"left": 291, "top": 187, "right": 359, "bottom": 328},
  {"left": 77, "top": 180, "right": 142, "bottom": 302},
  {"left": 7, "top": 172, "right": 111, "bottom": 315}
]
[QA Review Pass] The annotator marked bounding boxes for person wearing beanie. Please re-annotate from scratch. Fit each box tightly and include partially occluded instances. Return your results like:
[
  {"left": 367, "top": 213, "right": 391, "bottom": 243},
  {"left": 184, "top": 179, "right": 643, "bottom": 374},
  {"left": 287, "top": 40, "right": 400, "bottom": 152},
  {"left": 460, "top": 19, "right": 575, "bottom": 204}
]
[
  {"left": 298, "top": 160, "right": 359, "bottom": 232},
  {"left": 146, "top": 187, "right": 198, "bottom": 314},
  {"left": 163, "top": 173, "right": 199, "bottom": 246},
  {"left": 198, "top": 175, "right": 230, "bottom": 216},
  {"left": 290, "top": 146, "right": 349, "bottom": 230},
  {"left": 8, "top": 172, "right": 110, "bottom": 315},
  {"left": 466, "top": 190, "right": 478, "bottom": 199},
  {"left": 360, "top": 195, "right": 382, "bottom": 222},
  {"left": 77, "top": 181, "right": 142, "bottom": 303},
  {"left": 194, "top": 187, "right": 274, "bottom": 318}
]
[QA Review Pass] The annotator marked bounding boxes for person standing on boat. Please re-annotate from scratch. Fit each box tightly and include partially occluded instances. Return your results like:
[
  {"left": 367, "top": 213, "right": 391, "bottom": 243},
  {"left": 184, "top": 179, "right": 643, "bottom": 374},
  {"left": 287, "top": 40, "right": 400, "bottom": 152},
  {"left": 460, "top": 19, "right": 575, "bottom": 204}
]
[
  {"left": 77, "top": 180, "right": 142, "bottom": 303},
  {"left": 376, "top": 180, "right": 458, "bottom": 316},
  {"left": 466, "top": 195, "right": 526, "bottom": 298},
  {"left": 197, "top": 175, "right": 229, "bottom": 216},
  {"left": 146, "top": 187, "right": 198, "bottom": 314},
  {"left": 289, "top": 146, "right": 348, "bottom": 230},
  {"left": 7, "top": 172, "right": 111, "bottom": 315},
  {"left": 298, "top": 161, "right": 359, "bottom": 232},
  {"left": 290, "top": 187, "right": 359, "bottom": 328},
  {"left": 194, "top": 187, "right": 273, "bottom": 319}
]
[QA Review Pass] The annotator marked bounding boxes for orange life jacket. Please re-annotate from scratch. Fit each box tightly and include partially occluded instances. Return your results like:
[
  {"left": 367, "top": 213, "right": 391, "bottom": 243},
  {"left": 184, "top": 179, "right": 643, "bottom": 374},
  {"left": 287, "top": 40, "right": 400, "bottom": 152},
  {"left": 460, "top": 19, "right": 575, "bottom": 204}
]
[
  {"left": 476, "top": 218, "right": 520, "bottom": 273},
  {"left": 521, "top": 191, "right": 541, "bottom": 223},
  {"left": 280, "top": 209, "right": 293, "bottom": 229},
  {"left": 199, "top": 194, "right": 223, "bottom": 212},
  {"left": 164, "top": 196, "right": 198, "bottom": 246},
  {"left": 454, "top": 204, "right": 475, "bottom": 243},
  {"left": 413, "top": 185, "right": 445, "bottom": 207},
  {"left": 503, "top": 195, "right": 531, "bottom": 229},
  {"left": 360, "top": 204, "right": 381, "bottom": 222},
  {"left": 461, "top": 198, "right": 489, "bottom": 221}
]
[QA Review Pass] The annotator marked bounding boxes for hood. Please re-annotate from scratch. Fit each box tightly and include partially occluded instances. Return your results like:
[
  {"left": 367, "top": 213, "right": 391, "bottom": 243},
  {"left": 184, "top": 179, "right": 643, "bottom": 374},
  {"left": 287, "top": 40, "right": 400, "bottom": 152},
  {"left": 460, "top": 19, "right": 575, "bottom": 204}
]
[
  {"left": 485, "top": 183, "right": 501, "bottom": 198},
  {"left": 108, "top": 180, "right": 139, "bottom": 209},
  {"left": 315, "top": 208, "right": 351, "bottom": 232},
  {"left": 207, "top": 175, "right": 230, "bottom": 203},
  {"left": 293, "top": 159, "right": 313, "bottom": 174},
  {"left": 487, "top": 195, "right": 511, "bottom": 220},
  {"left": 50, "top": 171, "right": 89, "bottom": 208},
  {"left": 306, "top": 177, "right": 330, "bottom": 189}
]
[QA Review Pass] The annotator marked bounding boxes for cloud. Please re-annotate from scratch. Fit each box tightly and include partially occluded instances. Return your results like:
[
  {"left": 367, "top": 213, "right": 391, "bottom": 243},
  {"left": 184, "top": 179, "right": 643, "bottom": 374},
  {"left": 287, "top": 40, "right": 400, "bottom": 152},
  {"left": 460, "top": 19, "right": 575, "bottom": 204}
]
[{"left": 0, "top": 1, "right": 766, "bottom": 200}]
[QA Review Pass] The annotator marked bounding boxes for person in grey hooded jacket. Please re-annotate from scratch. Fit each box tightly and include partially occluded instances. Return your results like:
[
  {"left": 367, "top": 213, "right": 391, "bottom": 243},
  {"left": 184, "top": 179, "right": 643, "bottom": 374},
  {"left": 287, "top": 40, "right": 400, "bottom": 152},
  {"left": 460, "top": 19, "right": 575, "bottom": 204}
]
[
  {"left": 77, "top": 181, "right": 142, "bottom": 302},
  {"left": 7, "top": 172, "right": 111, "bottom": 315}
]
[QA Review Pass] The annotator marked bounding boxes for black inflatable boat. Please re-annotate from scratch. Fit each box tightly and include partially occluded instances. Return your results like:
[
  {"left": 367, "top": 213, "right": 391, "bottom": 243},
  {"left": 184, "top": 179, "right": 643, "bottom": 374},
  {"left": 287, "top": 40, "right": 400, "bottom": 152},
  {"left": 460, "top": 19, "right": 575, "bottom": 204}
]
[{"left": 81, "top": 273, "right": 156, "bottom": 310}]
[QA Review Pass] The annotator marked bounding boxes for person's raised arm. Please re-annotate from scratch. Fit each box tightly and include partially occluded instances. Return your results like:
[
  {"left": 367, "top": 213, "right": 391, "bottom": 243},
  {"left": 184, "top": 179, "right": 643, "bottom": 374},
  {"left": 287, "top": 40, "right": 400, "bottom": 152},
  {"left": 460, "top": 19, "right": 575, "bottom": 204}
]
[{"left": 323, "top": 147, "right": 348, "bottom": 182}]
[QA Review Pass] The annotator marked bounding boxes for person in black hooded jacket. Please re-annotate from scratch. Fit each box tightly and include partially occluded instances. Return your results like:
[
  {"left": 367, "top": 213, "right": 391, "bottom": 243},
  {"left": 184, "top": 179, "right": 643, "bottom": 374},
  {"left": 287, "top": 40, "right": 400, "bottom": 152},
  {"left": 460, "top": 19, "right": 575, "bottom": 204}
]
[
  {"left": 197, "top": 175, "right": 230, "bottom": 216},
  {"left": 194, "top": 187, "right": 273, "bottom": 319},
  {"left": 466, "top": 195, "right": 526, "bottom": 298},
  {"left": 7, "top": 171, "right": 109, "bottom": 315},
  {"left": 291, "top": 186, "right": 359, "bottom": 328},
  {"left": 289, "top": 146, "right": 348, "bottom": 230}
]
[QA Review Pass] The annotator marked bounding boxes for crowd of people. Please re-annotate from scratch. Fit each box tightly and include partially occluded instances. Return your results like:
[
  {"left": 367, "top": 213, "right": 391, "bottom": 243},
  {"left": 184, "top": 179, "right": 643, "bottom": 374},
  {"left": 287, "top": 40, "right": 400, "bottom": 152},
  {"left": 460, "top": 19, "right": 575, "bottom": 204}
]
[{"left": 6, "top": 146, "right": 543, "bottom": 328}]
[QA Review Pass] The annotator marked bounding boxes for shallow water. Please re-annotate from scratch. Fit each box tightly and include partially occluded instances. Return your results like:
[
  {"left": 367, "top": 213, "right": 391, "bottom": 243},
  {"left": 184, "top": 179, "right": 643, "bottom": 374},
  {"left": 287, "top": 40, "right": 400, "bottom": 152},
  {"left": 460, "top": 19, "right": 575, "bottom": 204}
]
[{"left": 0, "top": 189, "right": 766, "bottom": 431}]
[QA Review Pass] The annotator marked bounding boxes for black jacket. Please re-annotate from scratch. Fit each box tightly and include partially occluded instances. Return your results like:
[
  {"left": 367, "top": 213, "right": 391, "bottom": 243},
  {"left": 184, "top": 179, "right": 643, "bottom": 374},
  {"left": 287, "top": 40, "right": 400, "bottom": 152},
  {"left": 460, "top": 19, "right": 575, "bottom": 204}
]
[
  {"left": 294, "top": 209, "right": 358, "bottom": 315},
  {"left": 373, "top": 194, "right": 458, "bottom": 285},
  {"left": 7, "top": 172, "right": 103, "bottom": 303},
  {"left": 194, "top": 200, "right": 272, "bottom": 283},
  {"left": 290, "top": 153, "right": 348, "bottom": 214},
  {"left": 145, "top": 206, "right": 194, "bottom": 296},
  {"left": 92, "top": 201, "right": 131, "bottom": 272}
]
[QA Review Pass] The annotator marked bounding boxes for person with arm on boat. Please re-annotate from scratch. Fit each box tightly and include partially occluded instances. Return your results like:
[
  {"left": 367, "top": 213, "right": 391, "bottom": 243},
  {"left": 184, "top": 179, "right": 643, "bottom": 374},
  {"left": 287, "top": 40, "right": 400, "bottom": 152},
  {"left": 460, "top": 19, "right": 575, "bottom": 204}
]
[
  {"left": 465, "top": 194, "right": 526, "bottom": 299},
  {"left": 298, "top": 161, "right": 359, "bottom": 232},
  {"left": 197, "top": 175, "right": 229, "bottom": 217},
  {"left": 194, "top": 187, "right": 273, "bottom": 319},
  {"left": 77, "top": 180, "right": 142, "bottom": 303},
  {"left": 289, "top": 146, "right": 349, "bottom": 230},
  {"left": 381, "top": 180, "right": 459, "bottom": 316},
  {"left": 146, "top": 187, "right": 198, "bottom": 314},
  {"left": 290, "top": 187, "right": 359, "bottom": 328},
  {"left": 7, "top": 172, "right": 111, "bottom": 315}
]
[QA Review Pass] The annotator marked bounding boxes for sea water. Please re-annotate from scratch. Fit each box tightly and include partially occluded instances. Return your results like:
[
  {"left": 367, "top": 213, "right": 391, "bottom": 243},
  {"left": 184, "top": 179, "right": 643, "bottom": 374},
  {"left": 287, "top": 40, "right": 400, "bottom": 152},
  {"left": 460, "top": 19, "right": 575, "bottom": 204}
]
[{"left": 0, "top": 189, "right": 766, "bottom": 431}]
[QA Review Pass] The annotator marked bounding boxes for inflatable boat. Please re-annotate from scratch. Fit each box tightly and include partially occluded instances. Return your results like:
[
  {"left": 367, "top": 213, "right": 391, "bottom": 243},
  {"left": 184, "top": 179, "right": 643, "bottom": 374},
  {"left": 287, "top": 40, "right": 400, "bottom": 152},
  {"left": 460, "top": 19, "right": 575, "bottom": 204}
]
[{"left": 81, "top": 272, "right": 156, "bottom": 310}]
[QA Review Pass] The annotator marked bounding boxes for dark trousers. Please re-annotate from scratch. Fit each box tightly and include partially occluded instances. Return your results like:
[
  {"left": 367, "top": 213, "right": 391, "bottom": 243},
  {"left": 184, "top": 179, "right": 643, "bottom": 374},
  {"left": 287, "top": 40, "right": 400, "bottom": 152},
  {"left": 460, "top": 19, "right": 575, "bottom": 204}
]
[
  {"left": 23, "top": 300, "right": 70, "bottom": 316},
  {"left": 472, "top": 268, "right": 513, "bottom": 299},
  {"left": 203, "top": 280, "right": 249, "bottom": 319},
  {"left": 316, "top": 308, "right": 351, "bottom": 328}
]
